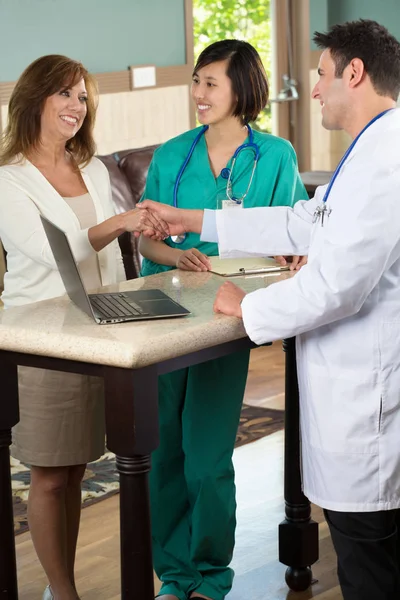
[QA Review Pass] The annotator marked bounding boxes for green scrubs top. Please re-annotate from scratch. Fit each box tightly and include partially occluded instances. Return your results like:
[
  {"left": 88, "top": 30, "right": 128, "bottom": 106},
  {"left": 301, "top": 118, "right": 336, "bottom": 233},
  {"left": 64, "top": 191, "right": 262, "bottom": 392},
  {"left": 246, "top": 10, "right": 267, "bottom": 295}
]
[{"left": 141, "top": 126, "right": 307, "bottom": 276}]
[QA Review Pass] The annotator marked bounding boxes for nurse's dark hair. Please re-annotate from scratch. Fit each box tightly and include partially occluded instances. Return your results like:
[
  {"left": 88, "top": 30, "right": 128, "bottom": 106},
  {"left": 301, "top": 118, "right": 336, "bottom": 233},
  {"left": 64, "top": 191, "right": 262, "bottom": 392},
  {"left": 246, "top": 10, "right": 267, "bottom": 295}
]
[
  {"left": 193, "top": 39, "right": 269, "bottom": 124},
  {"left": 313, "top": 19, "right": 400, "bottom": 101},
  {"left": 0, "top": 54, "right": 97, "bottom": 167}
]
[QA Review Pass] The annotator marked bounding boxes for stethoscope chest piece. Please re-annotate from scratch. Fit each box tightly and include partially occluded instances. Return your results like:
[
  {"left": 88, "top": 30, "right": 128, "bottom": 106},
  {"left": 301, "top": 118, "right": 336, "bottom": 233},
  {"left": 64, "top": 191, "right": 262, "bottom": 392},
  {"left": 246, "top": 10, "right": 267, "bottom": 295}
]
[{"left": 170, "top": 234, "right": 187, "bottom": 244}]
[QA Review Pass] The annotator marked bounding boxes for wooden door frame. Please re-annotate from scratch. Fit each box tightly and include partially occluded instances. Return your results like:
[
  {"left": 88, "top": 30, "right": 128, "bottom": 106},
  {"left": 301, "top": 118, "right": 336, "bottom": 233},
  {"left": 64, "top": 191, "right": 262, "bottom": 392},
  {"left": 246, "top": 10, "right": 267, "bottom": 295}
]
[{"left": 271, "top": 0, "right": 311, "bottom": 171}]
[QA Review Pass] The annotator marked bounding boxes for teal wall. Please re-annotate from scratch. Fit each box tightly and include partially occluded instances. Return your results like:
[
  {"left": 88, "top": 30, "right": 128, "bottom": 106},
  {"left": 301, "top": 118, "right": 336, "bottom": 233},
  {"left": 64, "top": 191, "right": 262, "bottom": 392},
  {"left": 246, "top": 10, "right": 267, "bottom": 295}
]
[
  {"left": 0, "top": 0, "right": 186, "bottom": 82},
  {"left": 310, "top": 0, "right": 400, "bottom": 48},
  {"left": 310, "top": 0, "right": 328, "bottom": 48}
]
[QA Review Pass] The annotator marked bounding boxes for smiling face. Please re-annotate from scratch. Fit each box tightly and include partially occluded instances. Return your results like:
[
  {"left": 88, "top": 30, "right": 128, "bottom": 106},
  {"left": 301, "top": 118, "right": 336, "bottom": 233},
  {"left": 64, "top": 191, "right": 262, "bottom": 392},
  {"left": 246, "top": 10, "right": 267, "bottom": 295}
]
[
  {"left": 311, "top": 49, "right": 349, "bottom": 131},
  {"left": 40, "top": 78, "right": 88, "bottom": 143},
  {"left": 191, "top": 59, "right": 237, "bottom": 127}
]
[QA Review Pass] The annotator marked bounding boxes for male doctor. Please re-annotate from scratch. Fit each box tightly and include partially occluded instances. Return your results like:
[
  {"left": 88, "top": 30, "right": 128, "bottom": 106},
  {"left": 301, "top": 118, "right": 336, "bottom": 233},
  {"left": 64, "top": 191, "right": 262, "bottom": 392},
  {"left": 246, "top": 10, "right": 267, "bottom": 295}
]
[{"left": 140, "top": 19, "right": 400, "bottom": 600}]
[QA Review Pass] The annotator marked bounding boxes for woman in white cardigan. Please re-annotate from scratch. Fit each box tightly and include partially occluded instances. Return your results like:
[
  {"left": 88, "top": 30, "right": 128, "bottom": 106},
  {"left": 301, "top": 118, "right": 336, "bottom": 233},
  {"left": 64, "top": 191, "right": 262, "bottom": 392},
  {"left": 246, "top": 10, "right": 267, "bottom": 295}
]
[{"left": 0, "top": 55, "right": 165, "bottom": 600}]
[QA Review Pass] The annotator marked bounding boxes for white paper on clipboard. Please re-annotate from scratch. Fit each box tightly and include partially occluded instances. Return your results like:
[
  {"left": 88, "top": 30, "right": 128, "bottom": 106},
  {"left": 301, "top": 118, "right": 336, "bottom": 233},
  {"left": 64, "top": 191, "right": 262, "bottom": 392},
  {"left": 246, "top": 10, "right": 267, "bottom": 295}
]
[{"left": 208, "top": 256, "right": 289, "bottom": 277}]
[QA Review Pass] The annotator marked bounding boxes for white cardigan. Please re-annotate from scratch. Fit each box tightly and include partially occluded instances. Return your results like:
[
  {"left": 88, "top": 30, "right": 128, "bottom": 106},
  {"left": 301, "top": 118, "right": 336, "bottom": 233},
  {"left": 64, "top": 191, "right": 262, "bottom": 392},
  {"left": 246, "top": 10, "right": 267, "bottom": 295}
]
[{"left": 0, "top": 157, "right": 125, "bottom": 308}]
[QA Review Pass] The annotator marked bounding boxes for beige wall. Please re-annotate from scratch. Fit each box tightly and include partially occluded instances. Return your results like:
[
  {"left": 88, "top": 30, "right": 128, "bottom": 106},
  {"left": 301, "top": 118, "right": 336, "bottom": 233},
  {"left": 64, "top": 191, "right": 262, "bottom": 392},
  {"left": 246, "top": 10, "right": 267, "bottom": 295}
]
[
  {"left": 94, "top": 85, "right": 190, "bottom": 154},
  {"left": 309, "top": 60, "right": 350, "bottom": 171}
]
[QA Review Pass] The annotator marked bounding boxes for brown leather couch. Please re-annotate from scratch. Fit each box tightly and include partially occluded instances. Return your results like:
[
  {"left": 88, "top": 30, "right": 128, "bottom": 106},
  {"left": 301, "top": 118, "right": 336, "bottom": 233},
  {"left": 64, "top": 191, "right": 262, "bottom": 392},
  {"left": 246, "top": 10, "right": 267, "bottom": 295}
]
[{"left": 98, "top": 145, "right": 159, "bottom": 279}]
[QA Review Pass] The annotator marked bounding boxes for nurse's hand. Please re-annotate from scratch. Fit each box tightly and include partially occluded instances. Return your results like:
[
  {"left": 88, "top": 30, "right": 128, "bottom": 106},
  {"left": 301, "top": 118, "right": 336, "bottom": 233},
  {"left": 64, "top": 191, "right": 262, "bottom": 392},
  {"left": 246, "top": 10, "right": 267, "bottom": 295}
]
[
  {"left": 176, "top": 248, "right": 211, "bottom": 272},
  {"left": 274, "top": 255, "right": 308, "bottom": 271},
  {"left": 213, "top": 281, "right": 246, "bottom": 318}
]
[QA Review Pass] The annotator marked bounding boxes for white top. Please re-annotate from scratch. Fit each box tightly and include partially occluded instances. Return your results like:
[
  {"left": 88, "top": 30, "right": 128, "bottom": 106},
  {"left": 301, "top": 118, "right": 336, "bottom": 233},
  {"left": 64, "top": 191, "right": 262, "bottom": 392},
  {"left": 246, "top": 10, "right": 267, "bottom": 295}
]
[
  {"left": 63, "top": 193, "right": 102, "bottom": 290},
  {"left": 215, "top": 108, "right": 400, "bottom": 512},
  {"left": 0, "top": 157, "right": 125, "bottom": 308}
]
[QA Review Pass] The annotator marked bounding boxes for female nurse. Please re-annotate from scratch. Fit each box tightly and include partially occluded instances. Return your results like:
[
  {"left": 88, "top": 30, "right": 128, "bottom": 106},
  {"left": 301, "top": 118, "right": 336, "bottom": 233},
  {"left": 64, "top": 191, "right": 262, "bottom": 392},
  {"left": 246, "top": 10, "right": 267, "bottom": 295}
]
[{"left": 139, "top": 39, "right": 307, "bottom": 600}]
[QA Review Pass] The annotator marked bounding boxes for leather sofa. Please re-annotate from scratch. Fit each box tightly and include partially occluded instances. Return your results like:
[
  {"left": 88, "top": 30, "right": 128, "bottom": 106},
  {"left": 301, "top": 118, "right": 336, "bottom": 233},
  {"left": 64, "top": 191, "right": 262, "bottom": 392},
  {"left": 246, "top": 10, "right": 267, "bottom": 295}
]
[{"left": 98, "top": 144, "right": 159, "bottom": 280}]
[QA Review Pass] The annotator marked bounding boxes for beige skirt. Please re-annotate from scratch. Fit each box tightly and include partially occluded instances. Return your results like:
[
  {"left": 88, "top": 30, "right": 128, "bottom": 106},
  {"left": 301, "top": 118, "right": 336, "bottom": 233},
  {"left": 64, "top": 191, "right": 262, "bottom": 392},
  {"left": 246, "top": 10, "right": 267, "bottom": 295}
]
[{"left": 11, "top": 366, "right": 105, "bottom": 467}]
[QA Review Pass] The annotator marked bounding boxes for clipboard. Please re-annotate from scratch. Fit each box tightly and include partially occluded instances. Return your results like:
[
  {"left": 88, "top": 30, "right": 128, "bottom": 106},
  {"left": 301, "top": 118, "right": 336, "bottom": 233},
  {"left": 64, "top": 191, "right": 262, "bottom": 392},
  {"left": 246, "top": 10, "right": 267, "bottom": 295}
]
[{"left": 208, "top": 256, "right": 289, "bottom": 277}]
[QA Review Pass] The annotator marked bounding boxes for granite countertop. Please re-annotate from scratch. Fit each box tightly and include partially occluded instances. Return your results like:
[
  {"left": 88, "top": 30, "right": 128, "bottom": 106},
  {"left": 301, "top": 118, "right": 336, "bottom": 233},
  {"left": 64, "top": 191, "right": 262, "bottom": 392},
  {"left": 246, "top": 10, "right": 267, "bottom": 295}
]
[{"left": 0, "top": 270, "right": 292, "bottom": 368}]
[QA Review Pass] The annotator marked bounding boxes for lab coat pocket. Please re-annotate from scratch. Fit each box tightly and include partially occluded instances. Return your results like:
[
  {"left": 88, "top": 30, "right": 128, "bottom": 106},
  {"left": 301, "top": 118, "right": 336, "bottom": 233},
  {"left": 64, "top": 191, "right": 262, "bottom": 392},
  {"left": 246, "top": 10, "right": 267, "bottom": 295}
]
[
  {"left": 378, "top": 322, "right": 400, "bottom": 433},
  {"left": 305, "top": 363, "right": 380, "bottom": 454}
]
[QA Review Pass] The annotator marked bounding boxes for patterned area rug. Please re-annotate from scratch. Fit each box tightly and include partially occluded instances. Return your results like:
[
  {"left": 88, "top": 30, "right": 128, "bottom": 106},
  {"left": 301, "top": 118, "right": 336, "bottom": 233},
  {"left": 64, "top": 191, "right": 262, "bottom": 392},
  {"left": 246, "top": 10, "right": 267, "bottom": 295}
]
[{"left": 12, "top": 404, "right": 284, "bottom": 535}]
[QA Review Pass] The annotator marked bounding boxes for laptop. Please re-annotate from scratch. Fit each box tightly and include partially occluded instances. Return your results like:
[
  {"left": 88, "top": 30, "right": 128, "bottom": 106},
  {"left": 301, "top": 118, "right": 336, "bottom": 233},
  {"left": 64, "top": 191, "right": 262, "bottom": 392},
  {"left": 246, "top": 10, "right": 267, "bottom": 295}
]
[{"left": 40, "top": 216, "right": 191, "bottom": 324}]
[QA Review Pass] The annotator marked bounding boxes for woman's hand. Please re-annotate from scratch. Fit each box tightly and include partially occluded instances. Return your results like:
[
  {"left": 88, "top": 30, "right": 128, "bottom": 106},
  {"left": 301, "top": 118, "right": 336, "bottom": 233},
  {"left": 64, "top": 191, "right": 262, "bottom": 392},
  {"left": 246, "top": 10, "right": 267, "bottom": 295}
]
[
  {"left": 176, "top": 248, "right": 211, "bottom": 272},
  {"left": 274, "top": 255, "right": 308, "bottom": 271},
  {"left": 124, "top": 208, "right": 169, "bottom": 240}
]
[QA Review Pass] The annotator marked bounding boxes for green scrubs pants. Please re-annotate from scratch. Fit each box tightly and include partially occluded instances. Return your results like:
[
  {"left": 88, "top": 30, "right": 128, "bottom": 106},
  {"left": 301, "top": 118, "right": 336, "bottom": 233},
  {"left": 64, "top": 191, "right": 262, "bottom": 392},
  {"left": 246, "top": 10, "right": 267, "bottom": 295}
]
[{"left": 150, "top": 349, "right": 250, "bottom": 600}]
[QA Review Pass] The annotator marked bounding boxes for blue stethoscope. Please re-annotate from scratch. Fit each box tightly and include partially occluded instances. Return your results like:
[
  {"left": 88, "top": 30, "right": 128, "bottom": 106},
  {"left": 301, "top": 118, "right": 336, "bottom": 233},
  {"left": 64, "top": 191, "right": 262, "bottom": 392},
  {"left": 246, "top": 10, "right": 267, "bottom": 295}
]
[
  {"left": 171, "top": 124, "right": 260, "bottom": 243},
  {"left": 313, "top": 108, "right": 393, "bottom": 225}
]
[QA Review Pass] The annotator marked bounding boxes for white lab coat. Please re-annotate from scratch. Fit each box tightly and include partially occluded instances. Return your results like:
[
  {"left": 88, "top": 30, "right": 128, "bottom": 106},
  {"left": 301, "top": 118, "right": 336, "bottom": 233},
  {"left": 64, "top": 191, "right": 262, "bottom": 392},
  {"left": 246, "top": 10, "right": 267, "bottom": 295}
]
[{"left": 216, "top": 108, "right": 400, "bottom": 511}]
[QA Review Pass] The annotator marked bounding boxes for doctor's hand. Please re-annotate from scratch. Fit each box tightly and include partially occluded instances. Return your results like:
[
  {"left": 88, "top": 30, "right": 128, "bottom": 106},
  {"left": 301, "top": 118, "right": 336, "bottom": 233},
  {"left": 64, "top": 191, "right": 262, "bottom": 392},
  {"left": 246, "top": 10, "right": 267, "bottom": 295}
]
[
  {"left": 139, "top": 200, "right": 204, "bottom": 236},
  {"left": 176, "top": 248, "right": 212, "bottom": 272},
  {"left": 124, "top": 208, "right": 168, "bottom": 240},
  {"left": 274, "top": 255, "right": 308, "bottom": 271},
  {"left": 213, "top": 281, "right": 246, "bottom": 318}
]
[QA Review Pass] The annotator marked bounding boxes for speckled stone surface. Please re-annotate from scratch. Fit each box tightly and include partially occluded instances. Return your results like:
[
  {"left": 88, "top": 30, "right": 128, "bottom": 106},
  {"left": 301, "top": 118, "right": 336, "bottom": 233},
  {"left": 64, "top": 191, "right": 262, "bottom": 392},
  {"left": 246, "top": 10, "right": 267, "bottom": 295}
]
[{"left": 0, "top": 270, "right": 292, "bottom": 368}]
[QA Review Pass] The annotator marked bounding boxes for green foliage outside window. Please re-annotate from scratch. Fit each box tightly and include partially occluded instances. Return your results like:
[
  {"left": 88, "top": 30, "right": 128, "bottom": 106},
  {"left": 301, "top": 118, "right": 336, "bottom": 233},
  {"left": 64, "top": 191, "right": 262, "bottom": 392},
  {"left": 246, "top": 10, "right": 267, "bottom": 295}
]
[{"left": 193, "top": 0, "right": 272, "bottom": 132}]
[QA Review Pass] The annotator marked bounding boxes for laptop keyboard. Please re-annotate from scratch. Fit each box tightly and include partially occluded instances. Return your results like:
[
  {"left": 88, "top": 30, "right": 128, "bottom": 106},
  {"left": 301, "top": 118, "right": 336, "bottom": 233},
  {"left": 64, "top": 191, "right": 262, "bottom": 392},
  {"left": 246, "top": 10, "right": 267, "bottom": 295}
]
[{"left": 90, "top": 293, "right": 149, "bottom": 319}]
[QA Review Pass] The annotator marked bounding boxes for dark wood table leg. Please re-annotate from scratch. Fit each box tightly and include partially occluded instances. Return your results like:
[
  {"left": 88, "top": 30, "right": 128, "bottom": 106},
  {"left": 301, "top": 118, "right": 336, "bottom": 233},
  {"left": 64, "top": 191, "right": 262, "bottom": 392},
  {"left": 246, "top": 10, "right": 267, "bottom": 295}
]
[
  {"left": 117, "top": 455, "right": 153, "bottom": 599},
  {"left": 104, "top": 365, "right": 159, "bottom": 600},
  {"left": 0, "top": 355, "right": 19, "bottom": 599},
  {"left": 279, "top": 338, "right": 319, "bottom": 592}
]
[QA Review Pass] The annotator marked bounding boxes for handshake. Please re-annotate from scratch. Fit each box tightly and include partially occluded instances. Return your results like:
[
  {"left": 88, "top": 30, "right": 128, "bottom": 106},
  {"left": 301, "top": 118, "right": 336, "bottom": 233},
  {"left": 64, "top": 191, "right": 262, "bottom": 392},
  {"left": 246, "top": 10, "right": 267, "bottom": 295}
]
[
  {"left": 125, "top": 200, "right": 201, "bottom": 240},
  {"left": 127, "top": 200, "right": 307, "bottom": 272}
]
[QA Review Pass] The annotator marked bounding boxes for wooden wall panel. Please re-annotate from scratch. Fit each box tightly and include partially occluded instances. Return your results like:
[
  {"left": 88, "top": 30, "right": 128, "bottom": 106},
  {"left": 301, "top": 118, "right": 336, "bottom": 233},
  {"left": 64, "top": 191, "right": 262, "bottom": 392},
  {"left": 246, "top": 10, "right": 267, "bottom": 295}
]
[
  {"left": 96, "top": 71, "right": 131, "bottom": 94},
  {"left": 94, "top": 86, "right": 190, "bottom": 155}
]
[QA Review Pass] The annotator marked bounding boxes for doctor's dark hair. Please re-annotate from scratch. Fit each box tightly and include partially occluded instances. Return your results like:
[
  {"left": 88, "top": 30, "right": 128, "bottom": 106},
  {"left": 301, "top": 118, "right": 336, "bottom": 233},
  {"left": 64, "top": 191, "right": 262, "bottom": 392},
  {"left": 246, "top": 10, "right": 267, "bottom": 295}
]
[
  {"left": 0, "top": 54, "right": 97, "bottom": 167},
  {"left": 313, "top": 20, "right": 400, "bottom": 101},
  {"left": 193, "top": 39, "right": 269, "bottom": 124}
]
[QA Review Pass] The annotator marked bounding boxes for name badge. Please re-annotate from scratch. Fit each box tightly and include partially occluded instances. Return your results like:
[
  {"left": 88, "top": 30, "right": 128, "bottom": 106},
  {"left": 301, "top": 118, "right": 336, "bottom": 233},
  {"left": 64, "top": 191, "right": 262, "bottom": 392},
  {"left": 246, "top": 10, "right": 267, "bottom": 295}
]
[{"left": 221, "top": 199, "right": 243, "bottom": 209}]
